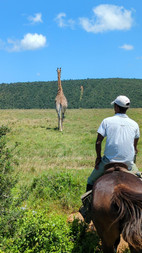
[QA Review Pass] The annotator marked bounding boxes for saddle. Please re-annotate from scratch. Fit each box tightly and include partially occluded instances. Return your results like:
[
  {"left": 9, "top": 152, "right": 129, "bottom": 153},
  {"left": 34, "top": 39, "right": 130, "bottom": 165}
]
[
  {"left": 104, "top": 162, "right": 142, "bottom": 179},
  {"left": 104, "top": 162, "right": 128, "bottom": 174}
]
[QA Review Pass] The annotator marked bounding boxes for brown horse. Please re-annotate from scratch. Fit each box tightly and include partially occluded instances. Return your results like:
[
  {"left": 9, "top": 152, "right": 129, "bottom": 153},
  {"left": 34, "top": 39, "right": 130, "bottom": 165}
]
[{"left": 91, "top": 163, "right": 142, "bottom": 253}]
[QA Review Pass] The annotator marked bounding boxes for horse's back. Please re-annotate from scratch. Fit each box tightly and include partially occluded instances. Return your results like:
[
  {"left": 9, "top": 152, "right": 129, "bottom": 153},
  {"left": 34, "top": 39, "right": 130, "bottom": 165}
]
[
  {"left": 93, "top": 170, "right": 142, "bottom": 199},
  {"left": 92, "top": 171, "right": 142, "bottom": 214}
]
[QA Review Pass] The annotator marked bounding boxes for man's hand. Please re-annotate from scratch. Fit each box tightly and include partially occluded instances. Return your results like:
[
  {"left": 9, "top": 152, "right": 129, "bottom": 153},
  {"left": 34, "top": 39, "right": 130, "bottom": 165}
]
[
  {"left": 95, "top": 157, "right": 101, "bottom": 170},
  {"left": 135, "top": 148, "right": 138, "bottom": 154}
]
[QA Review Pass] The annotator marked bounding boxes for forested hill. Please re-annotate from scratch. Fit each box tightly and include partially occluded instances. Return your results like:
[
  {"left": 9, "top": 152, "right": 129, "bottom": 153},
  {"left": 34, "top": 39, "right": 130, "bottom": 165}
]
[{"left": 0, "top": 78, "right": 141, "bottom": 109}]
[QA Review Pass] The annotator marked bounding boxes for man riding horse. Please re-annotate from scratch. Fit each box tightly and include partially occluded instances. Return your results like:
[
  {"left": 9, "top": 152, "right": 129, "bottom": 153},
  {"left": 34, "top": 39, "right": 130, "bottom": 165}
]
[{"left": 80, "top": 95, "right": 141, "bottom": 222}]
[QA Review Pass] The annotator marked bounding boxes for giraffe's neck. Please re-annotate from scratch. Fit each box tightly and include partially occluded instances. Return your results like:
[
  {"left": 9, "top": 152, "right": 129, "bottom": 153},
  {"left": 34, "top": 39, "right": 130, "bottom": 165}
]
[{"left": 58, "top": 74, "right": 63, "bottom": 92}]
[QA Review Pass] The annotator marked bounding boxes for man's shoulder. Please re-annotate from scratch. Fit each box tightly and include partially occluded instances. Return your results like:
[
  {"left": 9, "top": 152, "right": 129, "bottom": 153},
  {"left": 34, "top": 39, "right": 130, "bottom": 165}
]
[
  {"left": 101, "top": 115, "right": 139, "bottom": 129},
  {"left": 103, "top": 115, "right": 116, "bottom": 123},
  {"left": 127, "top": 117, "right": 139, "bottom": 127}
]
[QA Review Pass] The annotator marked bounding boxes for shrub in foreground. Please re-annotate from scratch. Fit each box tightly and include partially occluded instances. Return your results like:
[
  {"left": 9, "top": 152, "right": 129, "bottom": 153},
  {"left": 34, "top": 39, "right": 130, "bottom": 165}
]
[
  {"left": 0, "top": 209, "right": 103, "bottom": 253},
  {"left": 2, "top": 210, "right": 73, "bottom": 252}
]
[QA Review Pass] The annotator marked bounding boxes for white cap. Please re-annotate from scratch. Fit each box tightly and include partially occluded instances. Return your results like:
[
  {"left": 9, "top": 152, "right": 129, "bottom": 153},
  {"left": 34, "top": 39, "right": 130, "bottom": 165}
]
[{"left": 111, "top": 95, "right": 130, "bottom": 108}]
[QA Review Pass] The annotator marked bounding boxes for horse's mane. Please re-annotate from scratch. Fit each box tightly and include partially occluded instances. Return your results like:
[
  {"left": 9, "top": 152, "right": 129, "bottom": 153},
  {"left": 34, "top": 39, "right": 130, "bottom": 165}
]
[{"left": 111, "top": 184, "right": 142, "bottom": 249}]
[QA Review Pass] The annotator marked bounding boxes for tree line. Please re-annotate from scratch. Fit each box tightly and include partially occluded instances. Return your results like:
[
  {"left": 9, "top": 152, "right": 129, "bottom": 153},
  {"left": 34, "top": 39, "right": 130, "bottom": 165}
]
[{"left": 0, "top": 78, "right": 141, "bottom": 109}]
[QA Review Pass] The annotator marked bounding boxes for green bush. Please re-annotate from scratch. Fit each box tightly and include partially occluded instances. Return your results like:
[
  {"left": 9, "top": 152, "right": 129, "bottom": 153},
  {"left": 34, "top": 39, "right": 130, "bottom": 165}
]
[
  {"left": 1, "top": 209, "right": 102, "bottom": 253},
  {"left": 0, "top": 126, "right": 16, "bottom": 214},
  {"left": 3, "top": 210, "right": 73, "bottom": 253},
  {"left": 0, "top": 126, "right": 10, "bottom": 137},
  {"left": 0, "top": 126, "right": 19, "bottom": 241},
  {"left": 29, "top": 170, "right": 84, "bottom": 210}
]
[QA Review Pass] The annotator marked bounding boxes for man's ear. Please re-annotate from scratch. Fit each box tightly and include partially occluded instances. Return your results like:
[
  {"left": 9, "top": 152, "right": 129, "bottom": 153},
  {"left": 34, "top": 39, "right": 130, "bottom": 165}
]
[{"left": 114, "top": 104, "right": 120, "bottom": 113}]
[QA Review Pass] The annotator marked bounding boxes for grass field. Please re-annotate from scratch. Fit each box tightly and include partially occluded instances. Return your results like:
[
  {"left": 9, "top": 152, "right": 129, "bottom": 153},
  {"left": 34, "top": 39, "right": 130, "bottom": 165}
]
[
  {"left": 1, "top": 108, "right": 142, "bottom": 210},
  {"left": 0, "top": 108, "right": 141, "bottom": 252}
]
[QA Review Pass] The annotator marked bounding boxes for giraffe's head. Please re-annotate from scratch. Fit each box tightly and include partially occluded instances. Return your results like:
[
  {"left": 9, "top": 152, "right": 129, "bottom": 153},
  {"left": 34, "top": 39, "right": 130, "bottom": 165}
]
[
  {"left": 57, "top": 68, "right": 61, "bottom": 73},
  {"left": 57, "top": 68, "right": 61, "bottom": 79}
]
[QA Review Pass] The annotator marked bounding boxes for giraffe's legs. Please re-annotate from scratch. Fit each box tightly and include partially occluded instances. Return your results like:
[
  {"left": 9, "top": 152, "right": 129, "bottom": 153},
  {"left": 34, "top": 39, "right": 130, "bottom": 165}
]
[
  {"left": 58, "top": 114, "right": 62, "bottom": 131},
  {"left": 58, "top": 115, "right": 60, "bottom": 130},
  {"left": 56, "top": 103, "right": 66, "bottom": 131},
  {"left": 57, "top": 111, "right": 63, "bottom": 131},
  {"left": 59, "top": 116, "right": 63, "bottom": 131}
]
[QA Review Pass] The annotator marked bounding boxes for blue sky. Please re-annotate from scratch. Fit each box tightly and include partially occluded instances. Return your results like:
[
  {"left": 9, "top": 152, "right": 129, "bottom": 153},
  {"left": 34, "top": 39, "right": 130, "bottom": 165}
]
[{"left": 0, "top": 0, "right": 142, "bottom": 83}]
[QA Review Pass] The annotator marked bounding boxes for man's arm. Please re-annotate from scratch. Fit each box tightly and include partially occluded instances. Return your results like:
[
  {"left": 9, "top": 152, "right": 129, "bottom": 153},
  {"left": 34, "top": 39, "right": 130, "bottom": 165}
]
[
  {"left": 95, "top": 133, "right": 104, "bottom": 169},
  {"left": 134, "top": 138, "right": 139, "bottom": 154},
  {"left": 134, "top": 138, "right": 139, "bottom": 163}
]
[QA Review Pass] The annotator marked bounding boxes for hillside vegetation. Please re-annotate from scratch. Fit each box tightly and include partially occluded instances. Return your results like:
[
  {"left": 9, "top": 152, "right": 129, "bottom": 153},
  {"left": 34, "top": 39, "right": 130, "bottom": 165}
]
[
  {"left": 0, "top": 108, "right": 141, "bottom": 252},
  {"left": 0, "top": 78, "right": 142, "bottom": 109}
]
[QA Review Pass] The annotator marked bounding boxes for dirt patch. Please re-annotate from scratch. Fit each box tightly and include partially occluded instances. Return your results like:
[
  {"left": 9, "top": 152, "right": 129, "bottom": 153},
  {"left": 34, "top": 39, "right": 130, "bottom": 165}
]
[
  {"left": 67, "top": 212, "right": 84, "bottom": 222},
  {"left": 117, "top": 237, "right": 128, "bottom": 253},
  {"left": 68, "top": 212, "right": 129, "bottom": 253}
]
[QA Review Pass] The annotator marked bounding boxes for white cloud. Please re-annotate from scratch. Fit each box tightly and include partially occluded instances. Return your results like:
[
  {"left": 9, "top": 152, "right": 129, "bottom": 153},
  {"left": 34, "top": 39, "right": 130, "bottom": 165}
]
[
  {"left": 55, "top": 13, "right": 75, "bottom": 29},
  {"left": 79, "top": 4, "right": 133, "bottom": 33},
  {"left": 7, "top": 33, "right": 46, "bottom": 52},
  {"left": 28, "top": 13, "right": 43, "bottom": 24},
  {"left": 119, "top": 44, "right": 134, "bottom": 50},
  {"left": 68, "top": 19, "right": 75, "bottom": 29},
  {"left": 21, "top": 33, "right": 46, "bottom": 50},
  {"left": 55, "top": 13, "right": 66, "bottom": 27}
]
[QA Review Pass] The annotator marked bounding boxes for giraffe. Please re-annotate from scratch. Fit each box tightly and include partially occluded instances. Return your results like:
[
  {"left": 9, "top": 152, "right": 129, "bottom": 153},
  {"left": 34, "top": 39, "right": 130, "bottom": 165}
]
[
  {"left": 55, "top": 68, "right": 68, "bottom": 131},
  {"left": 80, "top": 85, "right": 84, "bottom": 102},
  {"left": 79, "top": 85, "right": 84, "bottom": 108}
]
